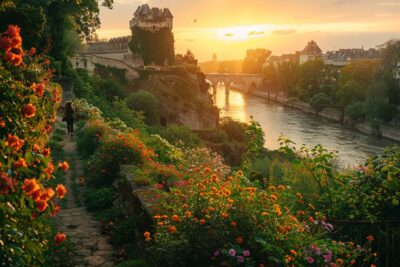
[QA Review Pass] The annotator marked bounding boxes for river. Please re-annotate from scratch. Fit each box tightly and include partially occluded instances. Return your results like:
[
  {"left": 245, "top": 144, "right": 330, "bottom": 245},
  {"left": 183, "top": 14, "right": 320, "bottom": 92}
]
[{"left": 211, "top": 85, "right": 398, "bottom": 167}]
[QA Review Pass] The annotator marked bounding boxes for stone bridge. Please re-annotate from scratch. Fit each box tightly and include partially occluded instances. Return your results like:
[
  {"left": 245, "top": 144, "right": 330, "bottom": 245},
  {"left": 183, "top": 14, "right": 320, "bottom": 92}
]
[{"left": 205, "top": 73, "right": 265, "bottom": 94}]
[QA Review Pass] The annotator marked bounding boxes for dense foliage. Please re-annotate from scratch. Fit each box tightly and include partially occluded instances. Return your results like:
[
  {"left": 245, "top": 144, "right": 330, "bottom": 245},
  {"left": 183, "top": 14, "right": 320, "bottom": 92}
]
[
  {"left": 0, "top": 25, "right": 67, "bottom": 265},
  {"left": 129, "top": 26, "right": 175, "bottom": 65}
]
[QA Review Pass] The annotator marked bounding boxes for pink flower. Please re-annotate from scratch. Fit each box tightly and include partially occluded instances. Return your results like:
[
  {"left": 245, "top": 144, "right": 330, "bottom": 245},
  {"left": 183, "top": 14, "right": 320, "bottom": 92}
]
[
  {"left": 243, "top": 250, "right": 250, "bottom": 257},
  {"left": 229, "top": 249, "right": 236, "bottom": 257},
  {"left": 237, "top": 256, "right": 244, "bottom": 264},
  {"left": 307, "top": 257, "right": 315, "bottom": 264}
]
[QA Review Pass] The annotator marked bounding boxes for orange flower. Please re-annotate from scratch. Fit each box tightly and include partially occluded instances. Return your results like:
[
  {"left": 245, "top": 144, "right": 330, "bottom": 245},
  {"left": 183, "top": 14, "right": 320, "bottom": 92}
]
[
  {"left": 51, "top": 203, "right": 61, "bottom": 216},
  {"left": 290, "top": 249, "right": 298, "bottom": 256},
  {"left": 204, "top": 167, "right": 212, "bottom": 173},
  {"left": 237, "top": 170, "right": 244, "bottom": 176},
  {"left": 208, "top": 207, "right": 215, "bottom": 212},
  {"left": 143, "top": 231, "right": 151, "bottom": 239},
  {"left": 22, "top": 178, "right": 40, "bottom": 196},
  {"left": 54, "top": 233, "right": 67, "bottom": 244},
  {"left": 22, "top": 104, "right": 36, "bottom": 118},
  {"left": 270, "top": 194, "right": 278, "bottom": 202},
  {"left": 185, "top": 211, "right": 191, "bottom": 218},
  {"left": 172, "top": 214, "right": 180, "bottom": 222},
  {"left": 210, "top": 174, "right": 219, "bottom": 183},
  {"left": 13, "top": 158, "right": 27, "bottom": 169},
  {"left": 40, "top": 188, "right": 55, "bottom": 202},
  {"left": 168, "top": 226, "right": 177, "bottom": 233},
  {"left": 350, "top": 259, "right": 356, "bottom": 265},
  {"left": 57, "top": 161, "right": 69, "bottom": 171},
  {"left": 157, "top": 222, "right": 164, "bottom": 227},
  {"left": 32, "top": 83, "right": 45, "bottom": 97},
  {"left": 0, "top": 119, "right": 5, "bottom": 128},
  {"left": 35, "top": 199, "right": 48, "bottom": 212},
  {"left": 230, "top": 221, "right": 237, "bottom": 227},
  {"left": 221, "top": 212, "right": 229, "bottom": 219},
  {"left": 199, "top": 219, "right": 206, "bottom": 225},
  {"left": 236, "top": 237, "right": 243, "bottom": 244},
  {"left": 6, "top": 134, "right": 23, "bottom": 151},
  {"left": 33, "top": 144, "right": 40, "bottom": 152},
  {"left": 366, "top": 235, "right": 374, "bottom": 241},
  {"left": 153, "top": 215, "right": 161, "bottom": 220},
  {"left": 5, "top": 49, "right": 22, "bottom": 66},
  {"left": 55, "top": 184, "right": 67, "bottom": 198}
]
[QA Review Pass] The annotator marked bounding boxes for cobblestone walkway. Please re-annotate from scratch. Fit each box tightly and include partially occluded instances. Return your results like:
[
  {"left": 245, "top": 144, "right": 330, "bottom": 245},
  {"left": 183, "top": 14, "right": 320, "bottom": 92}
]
[{"left": 56, "top": 133, "right": 115, "bottom": 267}]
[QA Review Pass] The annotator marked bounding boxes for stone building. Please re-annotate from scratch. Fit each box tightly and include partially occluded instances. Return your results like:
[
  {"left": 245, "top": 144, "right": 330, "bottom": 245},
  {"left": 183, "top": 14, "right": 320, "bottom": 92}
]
[
  {"left": 299, "top": 40, "right": 323, "bottom": 64},
  {"left": 129, "top": 4, "right": 173, "bottom": 32},
  {"left": 323, "top": 48, "right": 380, "bottom": 67}
]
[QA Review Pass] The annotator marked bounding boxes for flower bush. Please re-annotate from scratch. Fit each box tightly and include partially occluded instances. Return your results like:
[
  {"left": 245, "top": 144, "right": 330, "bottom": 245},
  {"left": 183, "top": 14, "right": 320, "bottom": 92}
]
[
  {"left": 145, "top": 169, "right": 375, "bottom": 267},
  {"left": 0, "top": 25, "right": 67, "bottom": 265}
]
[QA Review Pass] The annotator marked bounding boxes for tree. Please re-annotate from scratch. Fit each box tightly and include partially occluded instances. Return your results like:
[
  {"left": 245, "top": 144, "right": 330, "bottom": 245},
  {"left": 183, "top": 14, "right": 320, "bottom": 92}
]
[
  {"left": 129, "top": 26, "right": 175, "bottom": 65},
  {"left": 243, "top": 48, "right": 271, "bottom": 74},
  {"left": 336, "top": 80, "right": 364, "bottom": 124},
  {"left": 346, "top": 102, "right": 366, "bottom": 123},
  {"left": 297, "top": 59, "right": 324, "bottom": 100},
  {"left": 381, "top": 39, "right": 400, "bottom": 70},
  {"left": 0, "top": 0, "right": 114, "bottom": 67},
  {"left": 309, "top": 92, "right": 331, "bottom": 116},
  {"left": 127, "top": 90, "right": 160, "bottom": 125}
]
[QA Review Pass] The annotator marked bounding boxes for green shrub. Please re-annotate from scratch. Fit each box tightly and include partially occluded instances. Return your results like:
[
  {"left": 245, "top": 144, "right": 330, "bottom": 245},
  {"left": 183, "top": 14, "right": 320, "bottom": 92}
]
[
  {"left": 150, "top": 125, "right": 202, "bottom": 147},
  {"left": 77, "top": 125, "right": 104, "bottom": 159},
  {"left": 127, "top": 90, "right": 160, "bottom": 125},
  {"left": 83, "top": 187, "right": 115, "bottom": 211},
  {"left": 220, "top": 117, "right": 247, "bottom": 142},
  {"left": 346, "top": 101, "right": 366, "bottom": 122},
  {"left": 86, "top": 133, "right": 148, "bottom": 187}
]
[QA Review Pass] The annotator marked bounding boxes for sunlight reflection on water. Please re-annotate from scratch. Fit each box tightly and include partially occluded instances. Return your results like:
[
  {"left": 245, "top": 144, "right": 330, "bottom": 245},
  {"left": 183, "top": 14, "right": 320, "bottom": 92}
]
[{"left": 211, "top": 85, "right": 397, "bottom": 167}]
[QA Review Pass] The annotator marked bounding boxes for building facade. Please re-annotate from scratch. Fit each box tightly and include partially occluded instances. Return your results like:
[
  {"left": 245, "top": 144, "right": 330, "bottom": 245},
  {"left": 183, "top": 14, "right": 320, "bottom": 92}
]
[{"left": 129, "top": 4, "right": 173, "bottom": 32}]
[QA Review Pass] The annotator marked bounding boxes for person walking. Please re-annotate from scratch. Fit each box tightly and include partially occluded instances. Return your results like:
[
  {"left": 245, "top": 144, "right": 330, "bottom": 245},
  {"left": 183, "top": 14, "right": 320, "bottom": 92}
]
[{"left": 64, "top": 101, "right": 74, "bottom": 136}]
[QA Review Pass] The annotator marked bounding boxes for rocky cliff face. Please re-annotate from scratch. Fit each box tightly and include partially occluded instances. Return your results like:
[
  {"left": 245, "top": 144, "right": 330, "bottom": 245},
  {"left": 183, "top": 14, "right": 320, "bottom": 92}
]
[{"left": 135, "top": 72, "right": 219, "bottom": 130}]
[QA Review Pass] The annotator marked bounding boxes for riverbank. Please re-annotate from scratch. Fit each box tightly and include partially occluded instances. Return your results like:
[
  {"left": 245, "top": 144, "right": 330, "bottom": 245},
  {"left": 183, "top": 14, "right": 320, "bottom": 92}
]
[{"left": 231, "top": 86, "right": 400, "bottom": 143}]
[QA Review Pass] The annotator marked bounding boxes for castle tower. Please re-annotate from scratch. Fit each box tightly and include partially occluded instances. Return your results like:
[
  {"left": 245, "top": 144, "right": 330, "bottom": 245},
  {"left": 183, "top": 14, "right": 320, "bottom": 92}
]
[{"left": 129, "top": 4, "right": 173, "bottom": 32}]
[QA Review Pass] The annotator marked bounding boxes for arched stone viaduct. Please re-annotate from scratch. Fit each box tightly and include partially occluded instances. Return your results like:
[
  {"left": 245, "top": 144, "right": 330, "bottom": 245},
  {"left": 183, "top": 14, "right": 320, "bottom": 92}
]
[{"left": 205, "top": 73, "right": 265, "bottom": 94}]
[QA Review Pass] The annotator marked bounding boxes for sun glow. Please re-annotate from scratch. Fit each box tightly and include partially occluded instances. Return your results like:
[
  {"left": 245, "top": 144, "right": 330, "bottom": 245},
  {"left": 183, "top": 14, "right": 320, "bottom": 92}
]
[{"left": 217, "top": 25, "right": 273, "bottom": 41}]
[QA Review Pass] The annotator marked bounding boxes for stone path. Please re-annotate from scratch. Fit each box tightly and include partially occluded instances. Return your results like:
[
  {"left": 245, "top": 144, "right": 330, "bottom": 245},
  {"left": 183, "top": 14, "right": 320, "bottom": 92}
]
[{"left": 55, "top": 132, "right": 115, "bottom": 267}]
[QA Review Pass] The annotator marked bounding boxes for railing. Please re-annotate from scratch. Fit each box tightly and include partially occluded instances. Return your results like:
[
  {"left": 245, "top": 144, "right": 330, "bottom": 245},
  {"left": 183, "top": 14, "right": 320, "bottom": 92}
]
[{"left": 332, "top": 220, "right": 400, "bottom": 267}]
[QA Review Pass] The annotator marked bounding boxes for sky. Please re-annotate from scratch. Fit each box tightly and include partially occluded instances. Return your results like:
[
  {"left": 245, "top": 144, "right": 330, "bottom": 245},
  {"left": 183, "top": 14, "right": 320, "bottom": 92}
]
[{"left": 98, "top": 0, "right": 400, "bottom": 61}]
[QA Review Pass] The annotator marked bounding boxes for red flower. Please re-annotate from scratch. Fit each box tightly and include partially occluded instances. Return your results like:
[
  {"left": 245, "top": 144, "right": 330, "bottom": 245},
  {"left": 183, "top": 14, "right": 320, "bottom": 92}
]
[
  {"left": 0, "top": 25, "right": 21, "bottom": 51},
  {"left": 35, "top": 199, "right": 48, "bottom": 212},
  {"left": 32, "top": 83, "right": 45, "bottom": 97},
  {"left": 13, "top": 158, "right": 28, "bottom": 169},
  {"left": 0, "top": 172, "right": 15, "bottom": 195},
  {"left": 22, "top": 104, "right": 36, "bottom": 118},
  {"left": 236, "top": 236, "right": 244, "bottom": 244},
  {"left": 55, "top": 184, "right": 67, "bottom": 199},
  {"left": 51, "top": 203, "right": 61, "bottom": 217},
  {"left": 54, "top": 233, "right": 67, "bottom": 244},
  {"left": 29, "top": 47, "right": 36, "bottom": 56},
  {"left": 22, "top": 178, "right": 40, "bottom": 197},
  {"left": 5, "top": 50, "right": 23, "bottom": 66},
  {"left": 6, "top": 134, "right": 24, "bottom": 151},
  {"left": 40, "top": 188, "right": 55, "bottom": 202},
  {"left": 42, "top": 147, "right": 51, "bottom": 157}
]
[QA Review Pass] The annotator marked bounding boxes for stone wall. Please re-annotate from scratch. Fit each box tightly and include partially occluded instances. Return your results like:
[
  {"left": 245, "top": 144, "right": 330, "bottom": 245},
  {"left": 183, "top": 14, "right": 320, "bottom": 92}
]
[{"left": 114, "top": 165, "right": 161, "bottom": 232}]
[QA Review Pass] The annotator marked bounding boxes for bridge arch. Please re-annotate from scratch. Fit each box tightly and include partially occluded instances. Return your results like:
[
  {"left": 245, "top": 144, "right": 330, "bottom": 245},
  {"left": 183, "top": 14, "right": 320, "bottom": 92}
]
[{"left": 205, "top": 73, "right": 265, "bottom": 94}]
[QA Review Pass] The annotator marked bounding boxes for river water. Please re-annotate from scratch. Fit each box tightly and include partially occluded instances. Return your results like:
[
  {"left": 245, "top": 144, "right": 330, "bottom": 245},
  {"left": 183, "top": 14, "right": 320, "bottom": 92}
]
[{"left": 211, "top": 85, "right": 397, "bottom": 167}]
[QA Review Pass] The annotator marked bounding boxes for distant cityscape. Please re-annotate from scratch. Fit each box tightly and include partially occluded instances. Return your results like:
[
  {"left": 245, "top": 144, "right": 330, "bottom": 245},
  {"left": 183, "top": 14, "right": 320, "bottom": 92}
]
[{"left": 265, "top": 40, "right": 382, "bottom": 67}]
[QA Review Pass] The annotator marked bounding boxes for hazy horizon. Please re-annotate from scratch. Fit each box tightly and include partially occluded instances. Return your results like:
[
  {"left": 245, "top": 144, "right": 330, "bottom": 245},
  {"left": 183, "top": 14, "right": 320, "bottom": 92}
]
[{"left": 98, "top": 0, "right": 400, "bottom": 61}]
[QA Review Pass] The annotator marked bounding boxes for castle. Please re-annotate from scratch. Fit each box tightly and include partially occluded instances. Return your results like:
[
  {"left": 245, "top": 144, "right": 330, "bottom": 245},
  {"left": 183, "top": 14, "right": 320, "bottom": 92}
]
[{"left": 129, "top": 4, "right": 173, "bottom": 32}]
